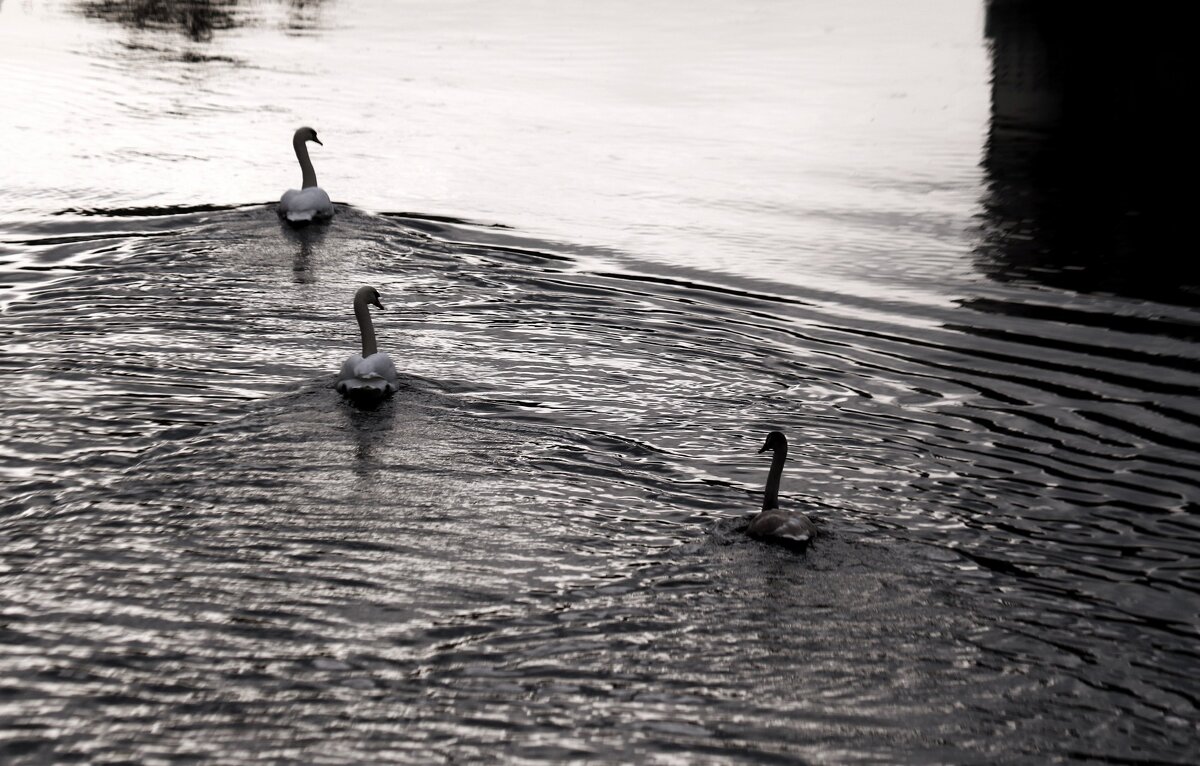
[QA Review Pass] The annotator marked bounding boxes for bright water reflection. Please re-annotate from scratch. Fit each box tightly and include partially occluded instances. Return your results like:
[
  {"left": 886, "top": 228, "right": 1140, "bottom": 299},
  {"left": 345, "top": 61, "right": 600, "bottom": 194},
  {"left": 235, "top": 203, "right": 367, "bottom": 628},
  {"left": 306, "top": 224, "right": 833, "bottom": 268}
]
[
  {"left": 0, "top": 0, "right": 989, "bottom": 294},
  {"left": 1, "top": 1, "right": 1198, "bottom": 764}
]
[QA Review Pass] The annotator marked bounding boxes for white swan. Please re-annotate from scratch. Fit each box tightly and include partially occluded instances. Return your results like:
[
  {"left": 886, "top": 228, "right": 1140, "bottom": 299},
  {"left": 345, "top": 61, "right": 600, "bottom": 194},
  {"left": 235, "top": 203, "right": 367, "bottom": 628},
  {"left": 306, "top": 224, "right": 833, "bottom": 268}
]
[
  {"left": 336, "top": 286, "right": 398, "bottom": 402},
  {"left": 279, "top": 126, "right": 334, "bottom": 223},
  {"left": 746, "top": 431, "right": 817, "bottom": 548}
]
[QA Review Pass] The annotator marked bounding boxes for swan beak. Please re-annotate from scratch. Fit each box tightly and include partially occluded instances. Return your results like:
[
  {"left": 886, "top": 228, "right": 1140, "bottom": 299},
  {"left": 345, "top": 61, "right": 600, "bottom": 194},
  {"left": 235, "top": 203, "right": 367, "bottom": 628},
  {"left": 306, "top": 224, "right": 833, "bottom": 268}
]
[
  {"left": 373, "top": 300, "right": 385, "bottom": 310},
  {"left": 313, "top": 136, "right": 323, "bottom": 145},
  {"left": 758, "top": 445, "right": 769, "bottom": 454}
]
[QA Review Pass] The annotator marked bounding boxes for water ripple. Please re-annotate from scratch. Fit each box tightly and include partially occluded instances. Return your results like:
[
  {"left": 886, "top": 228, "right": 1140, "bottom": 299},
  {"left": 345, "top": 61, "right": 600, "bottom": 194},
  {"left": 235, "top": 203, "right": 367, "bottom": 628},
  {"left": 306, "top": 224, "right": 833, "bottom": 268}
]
[{"left": 1, "top": 207, "right": 1197, "bottom": 762}]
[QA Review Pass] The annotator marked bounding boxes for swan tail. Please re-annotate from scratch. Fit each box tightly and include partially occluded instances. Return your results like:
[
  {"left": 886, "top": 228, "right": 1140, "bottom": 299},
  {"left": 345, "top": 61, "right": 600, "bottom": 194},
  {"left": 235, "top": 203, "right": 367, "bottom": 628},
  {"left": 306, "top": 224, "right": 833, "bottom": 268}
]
[
  {"left": 338, "top": 379, "right": 396, "bottom": 406},
  {"left": 753, "top": 528, "right": 812, "bottom": 552}
]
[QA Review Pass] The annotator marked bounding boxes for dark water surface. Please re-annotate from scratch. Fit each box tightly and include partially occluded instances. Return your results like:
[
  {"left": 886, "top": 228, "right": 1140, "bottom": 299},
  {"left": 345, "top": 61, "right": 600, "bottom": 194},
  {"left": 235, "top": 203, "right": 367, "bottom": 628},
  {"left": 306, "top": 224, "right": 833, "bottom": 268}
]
[{"left": 2, "top": 1, "right": 1198, "bottom": 764}]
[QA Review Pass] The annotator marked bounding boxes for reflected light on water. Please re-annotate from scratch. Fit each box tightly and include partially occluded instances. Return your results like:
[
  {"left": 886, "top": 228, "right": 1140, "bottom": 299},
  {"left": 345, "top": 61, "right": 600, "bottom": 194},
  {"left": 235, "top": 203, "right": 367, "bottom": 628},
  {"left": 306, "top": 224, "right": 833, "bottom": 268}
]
[{"left": 0, "top": 0, "right": 990, "bottom": 295}]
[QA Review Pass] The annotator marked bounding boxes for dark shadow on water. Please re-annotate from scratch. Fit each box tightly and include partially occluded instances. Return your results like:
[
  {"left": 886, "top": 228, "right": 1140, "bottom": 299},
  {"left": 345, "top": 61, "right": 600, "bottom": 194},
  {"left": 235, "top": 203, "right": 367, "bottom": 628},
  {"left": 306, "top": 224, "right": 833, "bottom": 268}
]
[
  {"left": 54, "top": 202, "right": 255, "bottom": 217},
  {"left": 977, "top": 0, "right": 1193, "bottom": 304},
  {"left": 278, "top": 217, "right": 327, "bottom": 283},
  {"left": 78, "top": 0, "right": 327, "bottom": 41},
  {"left": 80, "top": 0, "right": 237, "bottom": 41},
  {"left": 341, "top": 394, "right": 396, "bottom": 482},
  {"left": 378, "top": 211, "right": 514, "bottom": 231}
]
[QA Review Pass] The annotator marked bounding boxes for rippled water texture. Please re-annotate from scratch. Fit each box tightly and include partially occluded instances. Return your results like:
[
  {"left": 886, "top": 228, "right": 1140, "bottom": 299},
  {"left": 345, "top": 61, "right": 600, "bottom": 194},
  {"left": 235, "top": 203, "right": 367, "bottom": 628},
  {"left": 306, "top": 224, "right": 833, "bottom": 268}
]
[{"left": 2, "top": 1, "right": 1198, "bottom": 764}]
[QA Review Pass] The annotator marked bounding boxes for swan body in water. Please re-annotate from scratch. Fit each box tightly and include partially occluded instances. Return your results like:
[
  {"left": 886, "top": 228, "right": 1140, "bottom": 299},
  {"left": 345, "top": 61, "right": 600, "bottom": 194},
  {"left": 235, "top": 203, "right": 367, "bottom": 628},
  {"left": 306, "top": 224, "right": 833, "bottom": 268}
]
[
  {"left": 279, "top": 126, "right": 334, "bottom": 223},
  {"left": 746, "top": 431, "right": 817, "bottom": 548},
  {"left": 337, "top": 286, "right": 398, "bottom": 403}
]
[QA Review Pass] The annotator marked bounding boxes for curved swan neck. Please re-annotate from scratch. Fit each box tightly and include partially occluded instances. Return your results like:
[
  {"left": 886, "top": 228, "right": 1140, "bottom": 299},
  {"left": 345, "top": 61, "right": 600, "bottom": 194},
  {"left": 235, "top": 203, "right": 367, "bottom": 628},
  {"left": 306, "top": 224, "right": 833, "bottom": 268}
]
[
  {"left": 763, "top": 445, "right": 786, "bottom": 510},
  {"left": 354, "top": 292, "right": 378, "bottom": 357},
  {"left": 294, "top": 135, "right": 318, "bottom": 189}
]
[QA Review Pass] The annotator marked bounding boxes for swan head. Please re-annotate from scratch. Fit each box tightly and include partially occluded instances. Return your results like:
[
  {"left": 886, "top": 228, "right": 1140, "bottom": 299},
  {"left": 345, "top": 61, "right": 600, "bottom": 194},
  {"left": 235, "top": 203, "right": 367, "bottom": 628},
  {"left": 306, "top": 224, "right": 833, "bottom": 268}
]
[
  {"left": 355, "top": 285, "right": 384, "bottom": 310},
  {"left": 294, "top": 126, "right": 322, "bottom": 146},
  {"left": 758, "top": 431, "right": 788, "bottom": 454}
]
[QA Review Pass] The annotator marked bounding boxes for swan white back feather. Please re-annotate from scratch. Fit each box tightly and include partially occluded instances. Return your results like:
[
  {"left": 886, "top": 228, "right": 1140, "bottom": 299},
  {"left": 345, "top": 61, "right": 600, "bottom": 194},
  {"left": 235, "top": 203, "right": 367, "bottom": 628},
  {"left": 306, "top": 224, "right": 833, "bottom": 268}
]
[{"left": 281, "top": 187, "right": 333, "bottom": 222}]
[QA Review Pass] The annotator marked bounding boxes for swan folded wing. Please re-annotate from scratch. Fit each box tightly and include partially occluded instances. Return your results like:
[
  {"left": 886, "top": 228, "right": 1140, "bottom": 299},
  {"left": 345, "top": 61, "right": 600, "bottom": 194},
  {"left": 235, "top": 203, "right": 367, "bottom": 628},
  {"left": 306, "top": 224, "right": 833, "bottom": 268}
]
[
  {"left": 279, "top": 187, "right": 334, "bottom": 222},
  {"left": 354, "top": 352, "right": 397, "bottom": 381},
  {"left": 337, "top": 354, "right": 364, "bottom": 386},
  {"left": 748, "top": 510, "right": 815, "bottom": 545},
  {"left": 337, "top": 353, "right": 398, "bottom": 395}
]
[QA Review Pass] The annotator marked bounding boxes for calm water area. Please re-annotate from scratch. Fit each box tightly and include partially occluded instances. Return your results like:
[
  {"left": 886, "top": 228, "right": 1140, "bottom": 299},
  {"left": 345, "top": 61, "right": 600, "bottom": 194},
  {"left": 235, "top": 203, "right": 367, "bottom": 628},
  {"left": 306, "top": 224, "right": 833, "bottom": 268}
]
[{"left": 1, "top": 1, "right": 1197, "bottom": 763}]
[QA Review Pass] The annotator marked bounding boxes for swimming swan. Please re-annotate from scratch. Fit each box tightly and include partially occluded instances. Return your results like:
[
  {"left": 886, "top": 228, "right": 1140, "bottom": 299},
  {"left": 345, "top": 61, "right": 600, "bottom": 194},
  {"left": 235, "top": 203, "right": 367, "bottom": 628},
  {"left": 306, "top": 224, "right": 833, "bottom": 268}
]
[
  {"left": 279, "top": 126, "right": 334, "bottom": 222},
  {"left": 747, "top": 431, "right": 817, "bottom": 548},
  {"left": 336, "top": 286, "right": 398, "bottom": 403}
]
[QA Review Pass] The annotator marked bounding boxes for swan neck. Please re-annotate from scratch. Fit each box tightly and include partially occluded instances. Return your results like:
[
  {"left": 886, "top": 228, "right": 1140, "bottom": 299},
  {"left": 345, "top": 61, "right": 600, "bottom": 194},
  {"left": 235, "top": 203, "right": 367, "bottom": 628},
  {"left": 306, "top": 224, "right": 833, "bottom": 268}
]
[
  {"left": 354, "top": 294, "right": 378, "bottom": 358},
  {"left": 763, "top": 446, "right": 786, "bottom": 510},
  {"left": 294, "top": 136, "right": 318, "bottom": 189}
]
